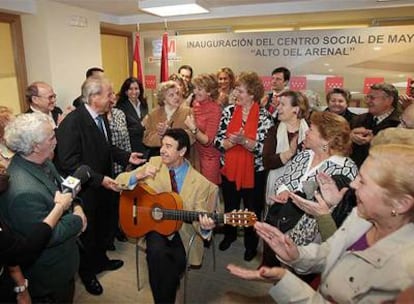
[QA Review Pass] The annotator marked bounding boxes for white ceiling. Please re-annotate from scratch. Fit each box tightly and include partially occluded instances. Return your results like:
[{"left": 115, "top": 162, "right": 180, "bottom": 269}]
[{"left": 50, "top": 0, "right": 414, "bottom": 28}]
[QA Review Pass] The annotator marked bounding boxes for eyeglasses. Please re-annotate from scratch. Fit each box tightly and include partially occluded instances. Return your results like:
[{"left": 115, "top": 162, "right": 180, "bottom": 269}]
[
  {"left": 365, "top": 94, "right": 387, "bottom": 100},
  {"left": 36, "top": 94, "right": 57, "bottom": 101}
]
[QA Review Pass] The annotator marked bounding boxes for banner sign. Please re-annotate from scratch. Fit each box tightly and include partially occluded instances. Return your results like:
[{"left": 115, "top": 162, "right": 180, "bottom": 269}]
[{"left": 144, "top": 26, "right": 414, "bottom": 105}]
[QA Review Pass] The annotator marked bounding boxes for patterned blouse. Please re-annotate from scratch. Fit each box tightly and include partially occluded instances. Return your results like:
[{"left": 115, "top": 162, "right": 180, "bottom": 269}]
[
  {"left": 109, "top": 108, "right": 131, "bottom": 176},
  {"left": 274, "top": 149, "right": 358, "bottom": 246},
  {"left": 214, "top": 104, "right": 274, "bottom": 172}
]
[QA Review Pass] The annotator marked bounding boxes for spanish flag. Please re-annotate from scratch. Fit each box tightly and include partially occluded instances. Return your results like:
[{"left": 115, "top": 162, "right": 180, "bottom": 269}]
[
  {"left": 132, "top": 32, "right": 143, "bottom": 82},
  {"left": 160, "top": 32, "right": 169, "bottom": 82}
]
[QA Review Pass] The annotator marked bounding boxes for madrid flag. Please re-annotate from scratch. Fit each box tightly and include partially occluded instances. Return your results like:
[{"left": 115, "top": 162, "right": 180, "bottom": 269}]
[
  {"left": 325, "top": 76, "right": 344, "bottom": 93},
  {"left": 290, "top": 76, "right": 307, "bottom": 91},
  {"left": 363, "top": 77, "right": 384, "bottom": 94},
  {"left": 132, "top": 32, "right": 143, "bottom": 82},
  {"left": 160, "top": 32, "right": 169, "bottom": 82}
]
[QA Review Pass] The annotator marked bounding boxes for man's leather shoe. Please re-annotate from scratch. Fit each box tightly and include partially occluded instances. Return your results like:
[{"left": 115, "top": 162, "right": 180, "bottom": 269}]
[
  {"left": 98, "top": 259, "right": 124, "bottom": 273},
  {"left": 219, "top": 238, "right": 235, "bottom": 251},
  {"left": 244, "top": 249, "right": 257, "bottom": 262},
  {"left": 81, "top": 276, "right": 103, "bottom": 295}
]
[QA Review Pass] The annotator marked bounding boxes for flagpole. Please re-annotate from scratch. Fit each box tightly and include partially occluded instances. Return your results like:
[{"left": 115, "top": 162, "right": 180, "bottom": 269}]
[
  {"left": 160, "top": 20, "right": 169, "bottom": 83},
  {"left": 132, "top": 23, "right": 144, "bottom": 83}
]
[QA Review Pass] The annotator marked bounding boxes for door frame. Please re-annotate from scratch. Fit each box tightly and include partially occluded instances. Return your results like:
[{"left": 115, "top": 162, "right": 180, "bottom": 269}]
[{"left": 0, "top": 12, "right": 28, "bottom": 112}]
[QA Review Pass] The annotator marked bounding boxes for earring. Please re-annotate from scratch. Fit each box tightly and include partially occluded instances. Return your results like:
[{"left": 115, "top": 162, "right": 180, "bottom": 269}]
[
  {"left": 391, "top": 209, "right": 397, "bottom": 217},
  {"left": 321, "top": 144, "right": 328, "bottom": 152}
]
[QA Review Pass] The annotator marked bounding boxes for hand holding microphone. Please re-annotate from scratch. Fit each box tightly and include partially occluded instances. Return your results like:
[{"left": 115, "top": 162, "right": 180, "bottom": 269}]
[
  {"left": 53, "top": 191, "right": 72, "bottom": 211},
  {"left": 61, "top": 165, "right": 92, "bottom": 198}
]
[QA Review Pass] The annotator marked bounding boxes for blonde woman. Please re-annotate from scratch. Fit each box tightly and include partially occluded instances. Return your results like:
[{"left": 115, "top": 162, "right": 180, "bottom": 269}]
[
  {"left": 143, "top": 81, "right": 194, "bottom": 158},
  {"left": 216, "top": 67, "right": 236, "bottom": 108},
  {"left": 184, "top": 73, "right": 222, "bottom": 185}
]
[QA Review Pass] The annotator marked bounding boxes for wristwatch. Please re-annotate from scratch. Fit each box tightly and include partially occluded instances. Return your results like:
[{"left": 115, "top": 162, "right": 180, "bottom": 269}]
[
  {"left": 14, "top": 279, "right": 28, "bottom": 293},
  {"left": 191, "top": 128, "right": 198, "bottom": 135}
]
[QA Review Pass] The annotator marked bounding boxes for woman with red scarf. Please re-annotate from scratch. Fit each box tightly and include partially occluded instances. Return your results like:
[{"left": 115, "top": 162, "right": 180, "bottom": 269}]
[{"left": 214, "top": 71, "right": 274, "bottom": 261}]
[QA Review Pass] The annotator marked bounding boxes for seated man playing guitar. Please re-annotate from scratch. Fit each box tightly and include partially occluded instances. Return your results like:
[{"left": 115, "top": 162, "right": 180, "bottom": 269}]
[{"left": 116, "top": 128, "right": 218, "bottom": 304}]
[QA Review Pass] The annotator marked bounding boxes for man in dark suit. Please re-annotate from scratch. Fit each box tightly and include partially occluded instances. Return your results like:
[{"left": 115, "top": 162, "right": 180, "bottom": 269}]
[
  {"left": 260, "top": 67, "right": 290, "bottom": 120},
  {"left": 55, "top": 76, "right": 145, "bottom": 295},
  {"left": 25, "top": 81, "right": 68, "bottom": 127},
  {"left": 350, "top": 82, "right": 400, "bottom": 167}
]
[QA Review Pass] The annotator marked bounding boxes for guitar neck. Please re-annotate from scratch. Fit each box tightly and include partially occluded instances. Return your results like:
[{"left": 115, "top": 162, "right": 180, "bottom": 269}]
[{"left": 161, "top": 208, "right": 224, "bottom": 224}]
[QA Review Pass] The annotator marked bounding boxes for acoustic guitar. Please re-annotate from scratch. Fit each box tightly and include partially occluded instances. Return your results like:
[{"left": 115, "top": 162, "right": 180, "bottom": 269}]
[{"left": 119, "top": 183, "right": 257, "bottom": 238}]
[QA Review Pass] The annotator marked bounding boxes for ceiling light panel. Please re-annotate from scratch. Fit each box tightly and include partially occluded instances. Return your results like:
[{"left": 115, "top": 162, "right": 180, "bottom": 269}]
[{"left": 139, "top": 0, "right": 209, "bottom": 17}]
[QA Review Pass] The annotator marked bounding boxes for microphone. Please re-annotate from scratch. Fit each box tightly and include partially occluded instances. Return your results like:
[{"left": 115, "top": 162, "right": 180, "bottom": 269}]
[{"left": 61, "top": 165, "right": 91, "bottom": 197}]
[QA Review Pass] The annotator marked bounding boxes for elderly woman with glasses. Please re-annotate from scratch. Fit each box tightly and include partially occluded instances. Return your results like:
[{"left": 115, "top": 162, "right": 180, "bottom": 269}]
[
  {"left": 214, "top": 71, "right": 274, "bottom": 261},
  {"left": 263, "top": 112, "right": 357, "bottom": 268},
  {"left": 228, "top": 140, "right": 414, "bottom": 303}
]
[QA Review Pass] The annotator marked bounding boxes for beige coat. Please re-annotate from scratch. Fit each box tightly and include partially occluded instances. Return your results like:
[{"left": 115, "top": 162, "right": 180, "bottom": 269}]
[
  {"left": 142, "top": 105, "right": 195, "bottom": 148},
  {"left": 116, "top": 156, "right": 219, "bottom": 266},
  {"left": 270, "top": 208, "right": 414, "bottom": 303}
]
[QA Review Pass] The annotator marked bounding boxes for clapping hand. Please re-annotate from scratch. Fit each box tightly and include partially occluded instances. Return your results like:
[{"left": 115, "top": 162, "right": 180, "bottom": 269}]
[
  {"left": 351, "top": 127, "right": 373, "bottom": 145},
  {"left": 53, "top": 191, "right": 73, "bottom": 211},
  {"left": 288, "top": 191, "right": 330, "bottom": 216},
  {"left": 228, "top": 128, "right": 245, "bottom": 145},
  {"left": 227, "top": 264, "right": 286, "bottom": 283},
  {"left": 184, "top": 114, "right": 196, "bottom": 131},
  {"left": 399, "top": 93, "right": 414, "bottom": 109},
  {"left": 316, "top": 173, "right": 348, "bottom": 206},
  {"left": 156, "top": 120, "right": 170, "bottom": 137},
  {"left": 268, "top": 190, "right": 290, "bottom": 204},
  {"left": 254, "top": 221, "right": 299, "bottom": 263}
]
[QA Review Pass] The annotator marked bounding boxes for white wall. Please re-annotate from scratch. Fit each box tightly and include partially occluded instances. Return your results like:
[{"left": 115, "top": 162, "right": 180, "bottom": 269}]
[{"left": 21, "top": 0, "right": 102, "bottom": 108}]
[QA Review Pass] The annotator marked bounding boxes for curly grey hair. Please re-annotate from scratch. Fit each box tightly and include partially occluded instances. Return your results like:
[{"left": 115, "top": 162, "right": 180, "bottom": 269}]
[{"left": 4, "top": 112, "right": 54, "bottom": 156}]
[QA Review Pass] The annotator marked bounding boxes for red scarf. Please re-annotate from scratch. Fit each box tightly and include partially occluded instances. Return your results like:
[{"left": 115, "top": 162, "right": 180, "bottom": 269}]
[{"left": 221, "top": 103, "right": 259, "bottom": 190}]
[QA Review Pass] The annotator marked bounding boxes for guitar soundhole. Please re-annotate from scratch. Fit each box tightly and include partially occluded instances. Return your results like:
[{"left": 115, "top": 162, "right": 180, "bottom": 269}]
[{"left": 152, "top": 207, "right": 164, "bottom": 220}]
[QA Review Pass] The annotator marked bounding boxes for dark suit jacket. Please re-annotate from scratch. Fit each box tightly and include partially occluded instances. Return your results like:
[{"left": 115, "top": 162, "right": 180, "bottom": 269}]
[
  {"left": 26, "top": 106, "right": 62, "bottom": 125},
  {"left": 72, "top": 95, "right": 83, "bottom": 108},
  {"left": 55, "top": 104, "right": 130, "bottom": 186},
  {"left": 54, "top": 104, "right": 131, "bottom": 271},
  {"left": 0, "top": 155, "right": 82, "bottom": 297},
  {"left": 116, "top": 99, "right": 148, "bottom": 153},
  {"left": 54, "top": 104, "right": 130, "bottom": 210},
  {"left": 350, "top": 109, "right": 400, "bottom": 167}
]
